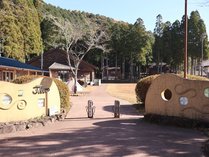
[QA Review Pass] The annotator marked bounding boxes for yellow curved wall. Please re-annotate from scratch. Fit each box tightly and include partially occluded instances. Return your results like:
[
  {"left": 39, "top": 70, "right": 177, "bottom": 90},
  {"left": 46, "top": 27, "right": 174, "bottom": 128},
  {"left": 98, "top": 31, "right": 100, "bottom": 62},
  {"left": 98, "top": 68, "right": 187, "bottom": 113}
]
[
  {"left": 145, "top": 74, "right": 209, "bottom": 122},
  {"left": 0, "top": 77, "right": 60, "bottom": 122}
]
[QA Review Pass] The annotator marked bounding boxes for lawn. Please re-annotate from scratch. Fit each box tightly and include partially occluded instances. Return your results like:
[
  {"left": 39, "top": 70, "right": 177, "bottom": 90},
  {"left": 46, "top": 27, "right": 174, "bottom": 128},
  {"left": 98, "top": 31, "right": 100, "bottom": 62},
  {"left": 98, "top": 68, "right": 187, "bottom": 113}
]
[{"left": 106, "top": 83, "right": 137, "bottom": 104}]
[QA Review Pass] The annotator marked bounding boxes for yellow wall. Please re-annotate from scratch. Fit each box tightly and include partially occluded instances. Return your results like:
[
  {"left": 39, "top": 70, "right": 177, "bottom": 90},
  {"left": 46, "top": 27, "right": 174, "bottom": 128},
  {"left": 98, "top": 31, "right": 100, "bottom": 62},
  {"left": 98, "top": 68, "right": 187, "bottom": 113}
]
[
  {"left": 0, "top": 77, "right": 60, "bottom": 122},
  {"left": 145, "top": 74, "right": 209, "bottom": 122}
]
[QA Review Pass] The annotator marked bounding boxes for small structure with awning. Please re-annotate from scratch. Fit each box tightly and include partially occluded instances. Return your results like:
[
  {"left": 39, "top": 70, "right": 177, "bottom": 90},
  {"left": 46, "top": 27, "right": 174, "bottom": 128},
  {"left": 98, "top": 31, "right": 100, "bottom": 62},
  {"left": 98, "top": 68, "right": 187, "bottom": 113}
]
[{"left": 49, "top": 62, "right": 75, "bottom": 82}]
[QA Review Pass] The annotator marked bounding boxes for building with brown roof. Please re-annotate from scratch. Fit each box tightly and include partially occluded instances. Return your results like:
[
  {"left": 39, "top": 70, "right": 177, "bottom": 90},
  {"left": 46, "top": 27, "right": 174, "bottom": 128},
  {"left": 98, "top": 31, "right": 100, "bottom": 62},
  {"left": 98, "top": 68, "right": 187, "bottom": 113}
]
[{"left": 27, "top": 48, "right": 96, "bottom": 83}]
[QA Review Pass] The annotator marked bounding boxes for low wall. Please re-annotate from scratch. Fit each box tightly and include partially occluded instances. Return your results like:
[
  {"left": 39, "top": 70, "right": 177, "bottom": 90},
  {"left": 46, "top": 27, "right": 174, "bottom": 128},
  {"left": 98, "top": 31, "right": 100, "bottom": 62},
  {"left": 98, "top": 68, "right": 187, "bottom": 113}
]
[
  {"left": 145, "top": 74, "right": 209, "bottom": 122},
  {"left": 0, "top": 77, "right": 60, "bottom": 122}
]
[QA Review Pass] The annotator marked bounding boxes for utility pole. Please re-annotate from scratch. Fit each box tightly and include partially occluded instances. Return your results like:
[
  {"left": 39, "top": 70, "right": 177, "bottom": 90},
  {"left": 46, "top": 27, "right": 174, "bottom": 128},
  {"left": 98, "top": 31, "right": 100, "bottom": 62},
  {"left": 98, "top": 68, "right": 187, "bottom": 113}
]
[{"left": 184, "top": 0, "right": 188, "bottom": 79}]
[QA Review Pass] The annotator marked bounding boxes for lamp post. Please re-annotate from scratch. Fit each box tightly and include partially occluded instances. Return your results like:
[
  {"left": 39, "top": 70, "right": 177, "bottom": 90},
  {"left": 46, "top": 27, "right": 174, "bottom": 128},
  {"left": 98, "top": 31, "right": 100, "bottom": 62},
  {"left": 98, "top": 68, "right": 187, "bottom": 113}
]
[{"left": 201, "top": 33, "right": 207, "bottom": 76}]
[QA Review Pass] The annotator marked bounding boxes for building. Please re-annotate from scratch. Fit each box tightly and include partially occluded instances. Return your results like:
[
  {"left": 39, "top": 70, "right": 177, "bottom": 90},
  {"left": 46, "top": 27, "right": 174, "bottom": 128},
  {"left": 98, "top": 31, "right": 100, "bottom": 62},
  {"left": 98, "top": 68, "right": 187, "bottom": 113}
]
[
  {"left": 27, "top": 48, "right": 97, "bottom": 83},
  {"left": 0, "top": 57, "right": 44, "bottom": 82},
  {"left": 102, "top": 67, "right": 121, "bottom": 80}
]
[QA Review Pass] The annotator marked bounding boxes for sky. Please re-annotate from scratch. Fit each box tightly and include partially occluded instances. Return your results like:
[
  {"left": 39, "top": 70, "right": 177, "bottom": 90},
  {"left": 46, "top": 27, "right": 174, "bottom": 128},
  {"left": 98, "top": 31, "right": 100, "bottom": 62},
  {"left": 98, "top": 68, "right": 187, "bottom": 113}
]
[{"left": 44, "top": 0, "right": 209, "bottom": 36}]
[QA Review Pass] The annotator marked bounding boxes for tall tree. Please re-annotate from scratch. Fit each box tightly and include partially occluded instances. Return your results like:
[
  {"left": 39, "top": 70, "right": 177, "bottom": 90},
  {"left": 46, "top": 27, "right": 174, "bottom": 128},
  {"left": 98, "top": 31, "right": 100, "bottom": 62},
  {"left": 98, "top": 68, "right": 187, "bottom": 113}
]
[
  {"left": 47, "top": 15, "right": 109, "bottom": 93},
  {"left": 0, "top": 0, "right": 43, "bottom": 61},
  {"left": 153, "top": 14, "right": 164, "bottom": 73},
  {"left": 188, "top": 10, "right": 208, "bottom": 74}
]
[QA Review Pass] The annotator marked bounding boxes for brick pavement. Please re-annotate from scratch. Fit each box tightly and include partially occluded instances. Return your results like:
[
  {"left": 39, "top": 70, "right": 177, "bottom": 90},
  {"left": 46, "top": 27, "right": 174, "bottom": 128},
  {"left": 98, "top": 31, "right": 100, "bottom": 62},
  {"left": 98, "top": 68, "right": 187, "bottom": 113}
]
[{"left": 0, "top": 84, "right": 207, "bottom": 157}]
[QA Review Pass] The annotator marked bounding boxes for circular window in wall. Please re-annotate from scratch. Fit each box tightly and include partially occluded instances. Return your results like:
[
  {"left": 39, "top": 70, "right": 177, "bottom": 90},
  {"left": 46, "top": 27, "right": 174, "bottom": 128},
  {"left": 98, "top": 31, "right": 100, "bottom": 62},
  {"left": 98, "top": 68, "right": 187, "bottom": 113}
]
[
  {"left": 161, "top": 89, "right": 172, "bottom": 101},
  {"left": 204, "top": 88, "right": 209, "bottom": 98},
  {"left": 2, "top": 94, "right": 12, "bottom": 106},
  {"left": 0, "top": 94, "right": 13, "bottom": 110},
  {"left": 179, "top": 96, "right": 188, "bottom": 106}
]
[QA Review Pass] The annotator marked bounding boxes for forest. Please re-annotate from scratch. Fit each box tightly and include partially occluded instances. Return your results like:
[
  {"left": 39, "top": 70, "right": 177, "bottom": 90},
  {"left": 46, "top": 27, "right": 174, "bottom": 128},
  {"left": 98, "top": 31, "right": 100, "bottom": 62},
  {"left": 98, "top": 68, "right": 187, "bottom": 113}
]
[{"left": 0, "top": 0, "right": 208, "bottom": 78}]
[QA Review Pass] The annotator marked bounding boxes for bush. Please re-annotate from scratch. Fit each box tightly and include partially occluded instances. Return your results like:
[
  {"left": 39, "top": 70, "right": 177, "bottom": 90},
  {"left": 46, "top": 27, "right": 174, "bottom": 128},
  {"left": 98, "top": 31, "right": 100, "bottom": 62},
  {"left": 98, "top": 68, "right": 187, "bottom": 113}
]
[
  {"left": 12, "top": 75, "right": 40, "bottom": 84},
  {"left": 183, "top": 74, "right": 209, "bottom": 81},
  {"left": 135, "top": 75, "right": 159, "bottom": 104},
  {"left": 53, "top": 78, "right": 70, "bottom": 112},
  {"left": 135, "top": 74, "right": 209, "bottom": 105},
  {"left": 12, "top": 75, "right": 70, "bottom": 113}
]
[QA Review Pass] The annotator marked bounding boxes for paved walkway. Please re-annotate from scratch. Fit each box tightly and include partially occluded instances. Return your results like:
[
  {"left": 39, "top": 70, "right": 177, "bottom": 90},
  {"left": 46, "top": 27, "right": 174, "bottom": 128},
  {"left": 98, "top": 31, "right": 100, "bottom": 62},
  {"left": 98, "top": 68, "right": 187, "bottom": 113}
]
[{"left": 0, "top": 84, "right": 208, "bottom": 157}]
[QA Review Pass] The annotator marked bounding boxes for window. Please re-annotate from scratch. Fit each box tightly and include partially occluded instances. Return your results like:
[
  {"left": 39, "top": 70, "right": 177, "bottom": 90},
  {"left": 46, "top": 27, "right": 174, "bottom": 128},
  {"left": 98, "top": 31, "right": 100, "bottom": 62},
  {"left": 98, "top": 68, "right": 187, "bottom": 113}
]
[{"left": 3, "top": 71, "right": 14, "bottom": 82}]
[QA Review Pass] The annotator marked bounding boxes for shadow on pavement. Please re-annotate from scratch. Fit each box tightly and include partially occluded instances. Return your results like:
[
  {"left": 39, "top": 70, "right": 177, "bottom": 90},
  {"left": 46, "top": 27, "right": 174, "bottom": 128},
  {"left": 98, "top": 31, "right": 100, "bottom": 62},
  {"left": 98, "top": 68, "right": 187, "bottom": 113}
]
[
  {"left": 103, "top": 104, "right": 140, "bottom": 116},
  {"left": 0, "top": 118, "right": 206, "bottom": 157}
]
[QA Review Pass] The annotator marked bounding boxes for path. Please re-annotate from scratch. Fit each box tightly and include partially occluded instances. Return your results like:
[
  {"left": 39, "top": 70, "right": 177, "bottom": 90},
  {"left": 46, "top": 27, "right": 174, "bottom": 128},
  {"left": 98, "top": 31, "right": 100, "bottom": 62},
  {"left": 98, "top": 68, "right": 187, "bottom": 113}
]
[{"left": 0, "top": 84, "right": 207, "bottom": 157}]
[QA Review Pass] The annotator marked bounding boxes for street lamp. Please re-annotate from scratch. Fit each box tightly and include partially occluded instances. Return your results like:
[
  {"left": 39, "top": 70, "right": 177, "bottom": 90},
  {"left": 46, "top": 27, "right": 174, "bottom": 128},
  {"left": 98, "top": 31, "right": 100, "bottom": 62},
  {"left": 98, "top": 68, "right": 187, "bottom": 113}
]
[{"left": 201, "top": 33, "right": 207, "bottom": 76}]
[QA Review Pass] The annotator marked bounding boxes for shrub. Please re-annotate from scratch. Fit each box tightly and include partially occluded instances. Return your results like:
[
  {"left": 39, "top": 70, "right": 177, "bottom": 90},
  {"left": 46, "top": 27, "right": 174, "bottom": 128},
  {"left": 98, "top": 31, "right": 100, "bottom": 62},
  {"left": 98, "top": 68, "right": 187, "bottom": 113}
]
[
  {"left": 135, "top": 74, "right": 209, "bottom": 105},
  {"left": 135, "top": 75, "right": 159, "bottom": 104},
  {"left": 12, "top": 75, "right": 40, "bottom": 84},
  {"left": 53, "top": 78, "right": 70, "bottom": 112},
  {"left": 183, "top": 74, "right": 209, "bottom": 81},
  {"left": 12, "top": 75, "right": 70, "bottom": 113}
]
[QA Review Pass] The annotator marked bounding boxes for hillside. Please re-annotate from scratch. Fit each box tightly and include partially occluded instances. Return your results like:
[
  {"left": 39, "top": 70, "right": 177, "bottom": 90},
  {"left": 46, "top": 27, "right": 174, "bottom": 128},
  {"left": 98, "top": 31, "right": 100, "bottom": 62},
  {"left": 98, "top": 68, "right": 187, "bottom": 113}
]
[{"left": 0, "top": 0, "right": 122, "bottom": 62}]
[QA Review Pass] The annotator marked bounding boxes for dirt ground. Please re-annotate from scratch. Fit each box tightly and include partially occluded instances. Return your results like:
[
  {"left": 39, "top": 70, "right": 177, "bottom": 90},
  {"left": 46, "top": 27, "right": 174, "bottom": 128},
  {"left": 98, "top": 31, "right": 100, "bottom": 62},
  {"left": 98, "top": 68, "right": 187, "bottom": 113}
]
[{"left": 106, "top": 83, "right": 137, "bottom": 104}]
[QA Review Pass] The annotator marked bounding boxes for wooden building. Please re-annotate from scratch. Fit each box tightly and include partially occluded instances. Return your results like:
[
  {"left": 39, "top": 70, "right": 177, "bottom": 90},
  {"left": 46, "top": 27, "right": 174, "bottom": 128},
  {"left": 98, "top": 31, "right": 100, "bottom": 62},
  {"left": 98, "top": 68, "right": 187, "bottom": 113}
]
[
  {"left": 27, "top": 48, "right": 96, "bottom": 83},
  {"left": 0, "top": 57, "right": 44, "bottom": 82}
]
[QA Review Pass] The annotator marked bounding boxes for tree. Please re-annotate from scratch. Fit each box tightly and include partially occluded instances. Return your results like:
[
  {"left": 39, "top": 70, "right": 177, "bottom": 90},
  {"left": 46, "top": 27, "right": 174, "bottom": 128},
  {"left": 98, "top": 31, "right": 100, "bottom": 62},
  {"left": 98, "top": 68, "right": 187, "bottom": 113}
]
[
  {"left": 47, "top": 15, "right": 109, "bottom": 93},
  {"left": 188, "top": 11, "right": 208, "bottom": 74},
  {"left": 0, "top": 0, "right": 43, "bottom": 61},
  {"left": 170, "top": 20, "right": 184, "bottom": 71},
  {"left": 153, "top": 14, "right": 164, "bottom": 73}
]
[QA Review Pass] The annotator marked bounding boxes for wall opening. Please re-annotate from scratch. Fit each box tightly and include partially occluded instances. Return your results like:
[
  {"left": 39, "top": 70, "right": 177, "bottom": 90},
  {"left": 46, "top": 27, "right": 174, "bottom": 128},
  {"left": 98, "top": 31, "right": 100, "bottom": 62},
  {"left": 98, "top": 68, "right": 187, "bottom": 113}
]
[{"left": 161, "top": 89, "right": 172, "bottom": 101}]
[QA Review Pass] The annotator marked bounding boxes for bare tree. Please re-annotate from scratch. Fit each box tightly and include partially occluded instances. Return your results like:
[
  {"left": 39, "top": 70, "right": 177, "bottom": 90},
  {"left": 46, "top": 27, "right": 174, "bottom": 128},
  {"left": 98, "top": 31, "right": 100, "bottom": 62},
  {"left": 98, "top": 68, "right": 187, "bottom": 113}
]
[{"left": 46, "top": 15, "right": 109, "bottom": 93}]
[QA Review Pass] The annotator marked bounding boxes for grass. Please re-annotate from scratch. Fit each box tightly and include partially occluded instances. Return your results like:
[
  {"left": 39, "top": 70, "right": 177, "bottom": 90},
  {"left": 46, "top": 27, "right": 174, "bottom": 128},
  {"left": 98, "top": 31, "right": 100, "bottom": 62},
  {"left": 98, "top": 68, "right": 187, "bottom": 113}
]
[{"left": 105, "top": 83, "right": 137, "bottom": 104}]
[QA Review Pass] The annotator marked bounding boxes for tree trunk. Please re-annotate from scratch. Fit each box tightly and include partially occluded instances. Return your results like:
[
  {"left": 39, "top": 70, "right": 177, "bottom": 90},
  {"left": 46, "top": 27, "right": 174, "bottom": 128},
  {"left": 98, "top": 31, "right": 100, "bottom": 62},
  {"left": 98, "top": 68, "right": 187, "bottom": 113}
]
[
  {"left": 122, "top": 58, "right": 125, "bottom": 79},
  {"left": 115, "top": 52, "right": 118, "bottom": 80},
  {"left": 191, "top": 57, "right": 194, "bottom": 75},
  {"left": 130, "top": 52, "right": 133, "bottom": 80},
  {"left": 73, "top": 64, "right": 79, "bottom": 94}
]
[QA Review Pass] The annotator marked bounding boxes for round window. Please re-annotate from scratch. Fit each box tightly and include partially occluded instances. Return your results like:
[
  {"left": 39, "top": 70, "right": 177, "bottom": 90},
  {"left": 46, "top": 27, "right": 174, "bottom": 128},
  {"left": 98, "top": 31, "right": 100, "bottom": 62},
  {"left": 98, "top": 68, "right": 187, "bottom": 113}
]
[
  {"left": 204, "top": 88, "right": 209, "bottom": 98},
  {"left": 2, "top": 94, "right": 12, "bottom": 106},
  {"left": 179, "top": 96, "right": 188, "bottom": 106}
]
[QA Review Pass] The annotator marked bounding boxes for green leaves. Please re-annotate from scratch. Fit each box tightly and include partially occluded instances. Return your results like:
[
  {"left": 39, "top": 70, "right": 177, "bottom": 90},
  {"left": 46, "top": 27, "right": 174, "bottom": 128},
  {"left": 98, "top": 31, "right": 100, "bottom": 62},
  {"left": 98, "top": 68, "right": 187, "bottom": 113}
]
[{"left": 0, "top": 0, "right": 43, "bottom": 61}]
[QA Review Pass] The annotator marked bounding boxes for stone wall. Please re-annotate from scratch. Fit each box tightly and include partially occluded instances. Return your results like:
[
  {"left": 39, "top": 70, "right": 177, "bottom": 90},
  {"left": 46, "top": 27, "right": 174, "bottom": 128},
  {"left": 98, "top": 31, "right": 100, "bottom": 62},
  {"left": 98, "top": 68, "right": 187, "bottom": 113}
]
[{"left": 145, "top": 74, "right": 209, "bottom": 122}]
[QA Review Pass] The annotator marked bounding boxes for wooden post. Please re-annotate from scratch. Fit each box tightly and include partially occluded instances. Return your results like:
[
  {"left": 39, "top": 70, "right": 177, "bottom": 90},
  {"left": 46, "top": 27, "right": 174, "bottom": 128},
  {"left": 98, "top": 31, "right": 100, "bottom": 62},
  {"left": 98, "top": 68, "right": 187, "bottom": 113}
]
[{"left": 114, "top": 100, "right": 120, "bottom": 118}]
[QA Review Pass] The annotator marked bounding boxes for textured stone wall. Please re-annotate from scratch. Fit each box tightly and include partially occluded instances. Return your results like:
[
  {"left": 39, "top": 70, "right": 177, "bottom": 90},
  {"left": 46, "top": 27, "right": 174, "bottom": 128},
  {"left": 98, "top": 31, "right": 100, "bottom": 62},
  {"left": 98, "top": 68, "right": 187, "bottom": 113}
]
[
  {"left": 0, "top": 77, "right": 61, "bottom": 122},
  {"left": 145, "top": 74, "right": 209, "bottom": 122}
]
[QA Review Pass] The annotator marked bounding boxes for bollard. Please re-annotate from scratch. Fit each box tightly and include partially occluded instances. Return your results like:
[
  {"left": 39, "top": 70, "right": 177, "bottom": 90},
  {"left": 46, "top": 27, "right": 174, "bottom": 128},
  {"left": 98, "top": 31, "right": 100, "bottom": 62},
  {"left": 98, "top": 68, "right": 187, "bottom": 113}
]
[
  {"left": 113, "top": 100, "right": 120, "bottom": 118},
  {"left": 86, "top": 100, "right": 95, "bottom": 118}
]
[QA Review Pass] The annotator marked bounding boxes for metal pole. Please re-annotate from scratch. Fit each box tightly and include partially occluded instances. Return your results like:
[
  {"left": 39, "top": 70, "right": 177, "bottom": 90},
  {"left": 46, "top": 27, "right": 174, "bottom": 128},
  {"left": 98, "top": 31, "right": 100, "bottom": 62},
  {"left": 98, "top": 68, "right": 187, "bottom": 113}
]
[
  {"left": 41, "top": 49, "right": 43, "bottom": 70},
  {"left": 201, "top": 38, "right": 203, "bottom": 76},
  {"left": 184, "top": 0, "right": 188, "bottom": 79}
]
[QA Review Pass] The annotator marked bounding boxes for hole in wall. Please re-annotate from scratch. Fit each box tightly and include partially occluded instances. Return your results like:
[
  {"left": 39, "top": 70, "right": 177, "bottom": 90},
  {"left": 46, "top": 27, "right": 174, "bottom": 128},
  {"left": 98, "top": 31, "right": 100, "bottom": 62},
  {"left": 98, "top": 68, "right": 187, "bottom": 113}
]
[
  {"left": 161, "top": 89, "right": 172, "bottom": 101},
  {"left": 204, "top": 88, "right": 209, "bottom": 98}
]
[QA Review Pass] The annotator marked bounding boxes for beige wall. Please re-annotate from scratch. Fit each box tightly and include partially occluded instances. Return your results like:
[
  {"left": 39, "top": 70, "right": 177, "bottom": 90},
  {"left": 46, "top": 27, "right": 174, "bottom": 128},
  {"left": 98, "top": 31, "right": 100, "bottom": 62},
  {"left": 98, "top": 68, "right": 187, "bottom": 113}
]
[
  {"left": 145, "top": 74, "right": 209, "bottom": 122},
  {"left": 0, "top": 77, "right": 60, "bottom": 122}
]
